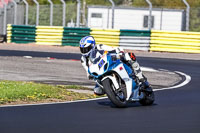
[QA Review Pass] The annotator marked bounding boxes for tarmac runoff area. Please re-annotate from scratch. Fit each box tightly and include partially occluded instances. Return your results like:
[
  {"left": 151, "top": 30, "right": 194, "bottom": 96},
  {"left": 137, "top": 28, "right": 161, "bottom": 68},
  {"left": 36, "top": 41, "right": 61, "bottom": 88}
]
[{"left": 0, "top": 43, "right": 197, "bottom": 93}]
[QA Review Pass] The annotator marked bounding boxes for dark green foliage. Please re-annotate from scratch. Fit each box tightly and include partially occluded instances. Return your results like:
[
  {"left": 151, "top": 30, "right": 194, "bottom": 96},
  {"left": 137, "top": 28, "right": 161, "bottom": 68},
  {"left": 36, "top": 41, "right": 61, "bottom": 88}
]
[
  {"left": 190, "top": 8, "right": 200, "bottom": 31},
  {"left": 133, "top": 0, "right": 200, "bottom": 8}
]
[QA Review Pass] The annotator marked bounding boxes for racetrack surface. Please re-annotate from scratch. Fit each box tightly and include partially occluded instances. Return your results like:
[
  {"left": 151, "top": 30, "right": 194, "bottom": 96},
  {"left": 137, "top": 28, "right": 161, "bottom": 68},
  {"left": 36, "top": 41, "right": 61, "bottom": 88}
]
[
  {"left": 0, "top": 50, "right": 182, "bottom": 89},
  {"left": 0, "top": 49, "right": 200, "bottom": 133}
]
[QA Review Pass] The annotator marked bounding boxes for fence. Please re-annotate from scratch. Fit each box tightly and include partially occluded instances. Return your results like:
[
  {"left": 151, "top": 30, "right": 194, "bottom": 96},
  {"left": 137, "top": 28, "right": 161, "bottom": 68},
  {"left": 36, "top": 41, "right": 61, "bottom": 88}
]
[
  {"left": 2, "top": 0, "right": 200, "bottom": 41},
  {"left": 0, "top": 0, "right": 79, "bottom": 37},
  {"left": 27, "top": 4, "right": 77, "bottom": 26}
]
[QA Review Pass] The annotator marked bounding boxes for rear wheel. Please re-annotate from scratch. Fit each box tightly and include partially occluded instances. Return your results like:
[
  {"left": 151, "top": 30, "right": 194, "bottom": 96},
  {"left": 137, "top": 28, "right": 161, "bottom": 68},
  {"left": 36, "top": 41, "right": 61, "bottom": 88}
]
[
  {"left": 139, "top": 87, "right": 155, "bottom": 106},
  {"left": 102, "top": 78, "right": 127, "bottom": 108}
]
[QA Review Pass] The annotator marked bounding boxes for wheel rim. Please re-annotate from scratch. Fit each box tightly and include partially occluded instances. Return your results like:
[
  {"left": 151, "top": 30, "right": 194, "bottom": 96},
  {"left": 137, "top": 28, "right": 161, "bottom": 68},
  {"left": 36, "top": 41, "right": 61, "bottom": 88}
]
[{"left": 111, "top": 84, "right": 126, "bottom": 102}]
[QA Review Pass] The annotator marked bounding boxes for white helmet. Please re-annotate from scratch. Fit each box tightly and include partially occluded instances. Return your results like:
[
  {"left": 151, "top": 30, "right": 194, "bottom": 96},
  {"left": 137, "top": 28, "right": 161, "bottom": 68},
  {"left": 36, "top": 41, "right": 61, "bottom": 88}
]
[{"left": 79, "top": 36, "right": 95, "bottom": 56}]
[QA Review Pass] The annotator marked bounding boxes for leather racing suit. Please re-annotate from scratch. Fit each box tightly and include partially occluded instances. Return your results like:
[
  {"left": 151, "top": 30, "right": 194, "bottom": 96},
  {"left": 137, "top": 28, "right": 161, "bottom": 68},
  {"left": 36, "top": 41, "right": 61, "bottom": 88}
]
[{"left": 81, "top": 44, "right": 145, "bottom": 95}]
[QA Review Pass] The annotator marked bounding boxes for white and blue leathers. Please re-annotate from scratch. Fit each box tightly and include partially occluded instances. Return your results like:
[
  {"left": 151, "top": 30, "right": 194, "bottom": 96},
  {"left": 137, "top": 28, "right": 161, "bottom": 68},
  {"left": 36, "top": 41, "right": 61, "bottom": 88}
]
[{"left": 81, "top": 44, "right": 144, "bottom": 95}]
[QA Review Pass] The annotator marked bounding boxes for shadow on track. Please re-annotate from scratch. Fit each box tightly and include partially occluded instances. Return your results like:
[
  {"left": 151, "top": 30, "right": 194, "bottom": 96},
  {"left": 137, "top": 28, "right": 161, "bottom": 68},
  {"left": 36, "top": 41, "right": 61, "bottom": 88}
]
[{"left": 97, "top": 100, "right": 157, "bottom": 108}]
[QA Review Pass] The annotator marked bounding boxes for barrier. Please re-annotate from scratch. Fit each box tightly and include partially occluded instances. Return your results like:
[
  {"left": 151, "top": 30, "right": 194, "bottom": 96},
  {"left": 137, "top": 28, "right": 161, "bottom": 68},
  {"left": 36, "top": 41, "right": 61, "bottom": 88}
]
[
  {"left": 7, "top": 24, "right": 36, "bottom": 43},
  {"left": 62, "top": 27, "right": 91, "bottom": 46},
  {"left": 120, "top": 29, "right": 150, "bottom": 51},
  {"left": 90, "top": 29, "right": 120, "bottom": 47},
  {"left": 6, "top": 25, "right": 200, "bottom": 54},
  {"left": 6, "top": 25, "right": 150, "bottom": 49},
  {"left": 7, "top": 25, "right": 90, "bottom": 46},
  {"left": 36, "top": 26, "right": 64, "bottom": 45},
  {"left": 150, "top": 30, "right": 200, "bottom": 53}
]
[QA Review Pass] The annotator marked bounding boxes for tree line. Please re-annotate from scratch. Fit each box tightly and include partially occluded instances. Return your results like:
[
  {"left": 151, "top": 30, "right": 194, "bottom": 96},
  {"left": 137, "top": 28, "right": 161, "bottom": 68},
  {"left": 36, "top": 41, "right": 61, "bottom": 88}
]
[{"left": 25, "top": 0, "right": 200, "bottom": 8}]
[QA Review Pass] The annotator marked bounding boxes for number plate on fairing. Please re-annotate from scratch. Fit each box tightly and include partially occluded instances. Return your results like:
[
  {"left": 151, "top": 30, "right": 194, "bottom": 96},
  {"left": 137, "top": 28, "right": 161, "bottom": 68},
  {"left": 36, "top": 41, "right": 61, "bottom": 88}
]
[
  {"left": 98, "top": 59, "right": 105, "bottom": 69},
  {"left": 89, "top": 55, "right": 107, "bottom": 76}
]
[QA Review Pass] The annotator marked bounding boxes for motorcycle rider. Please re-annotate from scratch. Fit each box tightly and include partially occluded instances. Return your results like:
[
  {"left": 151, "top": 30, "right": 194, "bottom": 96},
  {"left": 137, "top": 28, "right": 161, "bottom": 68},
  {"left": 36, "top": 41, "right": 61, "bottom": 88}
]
[{"left": 80, "top": 36, "right": 150, "bottom": 95}]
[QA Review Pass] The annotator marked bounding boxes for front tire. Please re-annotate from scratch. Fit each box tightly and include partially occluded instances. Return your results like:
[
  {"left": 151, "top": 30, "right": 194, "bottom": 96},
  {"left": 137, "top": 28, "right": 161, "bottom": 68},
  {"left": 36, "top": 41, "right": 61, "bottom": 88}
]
[{"left": 102, "top": 78, "right": 127, "bottom": 108}]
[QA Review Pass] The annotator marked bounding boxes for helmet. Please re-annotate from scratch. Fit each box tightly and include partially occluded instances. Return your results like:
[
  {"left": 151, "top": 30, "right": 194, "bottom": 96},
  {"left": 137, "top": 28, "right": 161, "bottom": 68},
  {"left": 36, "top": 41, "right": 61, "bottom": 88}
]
[{"left": 79, "top": 36, "right": 95, "bottom": 56}]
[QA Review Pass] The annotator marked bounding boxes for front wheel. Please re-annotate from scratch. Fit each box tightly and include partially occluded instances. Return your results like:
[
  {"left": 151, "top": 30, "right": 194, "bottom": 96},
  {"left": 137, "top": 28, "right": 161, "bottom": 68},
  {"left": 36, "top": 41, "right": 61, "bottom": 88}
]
[{"left": 102, "top": 78, "right": 127, "bottom": 108}]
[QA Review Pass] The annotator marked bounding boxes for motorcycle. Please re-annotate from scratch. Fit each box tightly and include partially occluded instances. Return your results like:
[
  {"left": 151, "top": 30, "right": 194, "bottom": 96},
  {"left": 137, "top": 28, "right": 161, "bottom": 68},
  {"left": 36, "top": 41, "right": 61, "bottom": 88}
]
[{"left": 88, "top": 50, "right": 155, "bottom": 107}]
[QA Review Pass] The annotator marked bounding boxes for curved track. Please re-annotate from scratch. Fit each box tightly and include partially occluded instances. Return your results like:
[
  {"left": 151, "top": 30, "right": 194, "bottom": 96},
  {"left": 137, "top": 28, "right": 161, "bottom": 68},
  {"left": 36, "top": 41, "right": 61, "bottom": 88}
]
[{"left": 0, "top": 51, "right": 200, "bottom": 133}]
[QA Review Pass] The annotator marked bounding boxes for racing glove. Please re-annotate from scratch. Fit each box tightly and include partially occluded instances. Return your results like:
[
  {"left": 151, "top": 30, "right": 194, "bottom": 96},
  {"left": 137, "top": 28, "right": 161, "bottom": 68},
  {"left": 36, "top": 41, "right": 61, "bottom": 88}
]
[{"left": 88, "top": 75, "right": 94, "bottom": 80}]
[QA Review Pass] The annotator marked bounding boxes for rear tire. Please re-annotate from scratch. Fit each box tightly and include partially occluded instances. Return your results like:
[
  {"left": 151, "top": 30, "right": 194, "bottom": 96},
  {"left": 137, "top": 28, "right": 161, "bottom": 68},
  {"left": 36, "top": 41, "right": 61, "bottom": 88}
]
[
  {"left": 102, "top": 78, "right": 127, "bottom": 108},
  {"left": 139, "top": 89, "right": 155, "bottom": 106}
]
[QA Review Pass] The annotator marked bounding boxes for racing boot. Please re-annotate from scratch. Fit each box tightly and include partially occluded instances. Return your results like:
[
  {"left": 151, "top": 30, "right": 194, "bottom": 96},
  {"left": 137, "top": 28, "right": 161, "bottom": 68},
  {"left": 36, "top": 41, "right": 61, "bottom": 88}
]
[
  {"left": 139, "top": 77, "right": 153, "bottom": 93},
  {"left": 131, "top": 64, "right": 152, "bottom": 93},
  {"left": 94, "top": 84, "right": 105, "bottom": 96}
]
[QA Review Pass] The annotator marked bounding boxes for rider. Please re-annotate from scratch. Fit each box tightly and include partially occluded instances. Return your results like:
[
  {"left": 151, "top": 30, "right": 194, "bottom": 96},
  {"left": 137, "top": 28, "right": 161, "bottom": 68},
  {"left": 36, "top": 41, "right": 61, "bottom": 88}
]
[{"left": 80, "top": 36, "right": 150, "bottom": 95}]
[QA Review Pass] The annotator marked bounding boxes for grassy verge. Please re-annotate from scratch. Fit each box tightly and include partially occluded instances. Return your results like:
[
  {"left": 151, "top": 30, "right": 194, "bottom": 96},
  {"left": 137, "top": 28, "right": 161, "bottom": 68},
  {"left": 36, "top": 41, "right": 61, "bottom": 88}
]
[
  {"left": 0, "top": 80, "right": 101, "bottom": 105},
  {"left": 57, "top": 85, "right": 93, "bottom": 90}
]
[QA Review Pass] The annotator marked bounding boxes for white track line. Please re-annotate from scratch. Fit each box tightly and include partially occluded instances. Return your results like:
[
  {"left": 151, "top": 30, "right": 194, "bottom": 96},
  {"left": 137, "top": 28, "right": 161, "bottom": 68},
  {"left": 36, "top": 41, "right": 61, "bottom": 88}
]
[
  {"left": 0, "top": 68, "right": 191, "bottom": 108},
  {"left": 141, "top": 67, "right": 158, "bottom": 72},
  {"left": 0, "top": 97, "right": 107, "bottom": 108},
  {"left": 154, "top": 71, "right": 191, "bottom": 91}
]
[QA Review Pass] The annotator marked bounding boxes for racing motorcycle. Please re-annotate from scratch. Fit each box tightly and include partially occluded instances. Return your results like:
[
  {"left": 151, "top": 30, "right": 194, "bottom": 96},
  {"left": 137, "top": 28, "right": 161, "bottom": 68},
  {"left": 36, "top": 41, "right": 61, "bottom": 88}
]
[{"left": 88, "top": 49, "right": 155, "bottom": 107}]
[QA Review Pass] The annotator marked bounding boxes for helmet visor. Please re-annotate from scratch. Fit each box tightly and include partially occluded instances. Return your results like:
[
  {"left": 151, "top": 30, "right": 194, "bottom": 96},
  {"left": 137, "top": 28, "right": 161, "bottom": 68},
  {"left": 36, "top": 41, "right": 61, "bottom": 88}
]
[{"left": 80, "top": 45, "right": 93, "bottom": 54}]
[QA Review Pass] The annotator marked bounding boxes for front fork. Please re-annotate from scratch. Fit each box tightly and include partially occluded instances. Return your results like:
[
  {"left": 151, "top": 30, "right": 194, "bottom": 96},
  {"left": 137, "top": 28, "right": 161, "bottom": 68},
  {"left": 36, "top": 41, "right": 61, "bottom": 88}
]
[{"left": 95, "top": 79, "right": 103, "bottom": 88}]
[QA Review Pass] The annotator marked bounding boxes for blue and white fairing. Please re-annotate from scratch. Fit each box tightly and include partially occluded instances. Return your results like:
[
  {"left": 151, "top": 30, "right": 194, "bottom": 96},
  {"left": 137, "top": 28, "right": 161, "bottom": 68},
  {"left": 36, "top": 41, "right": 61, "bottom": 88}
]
[{"left": 88, "top": 51, "right": 138, "bottom": 100}]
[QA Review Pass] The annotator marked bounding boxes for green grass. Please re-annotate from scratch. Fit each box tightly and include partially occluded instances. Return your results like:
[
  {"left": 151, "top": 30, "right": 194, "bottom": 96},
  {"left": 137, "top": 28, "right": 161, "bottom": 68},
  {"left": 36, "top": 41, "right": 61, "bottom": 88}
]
[
  {"left": 0, "top": 80, "right": 100, "bottom": 105},
  {"left": 58, "top": 85, "right": 92, "bottom": 90}
]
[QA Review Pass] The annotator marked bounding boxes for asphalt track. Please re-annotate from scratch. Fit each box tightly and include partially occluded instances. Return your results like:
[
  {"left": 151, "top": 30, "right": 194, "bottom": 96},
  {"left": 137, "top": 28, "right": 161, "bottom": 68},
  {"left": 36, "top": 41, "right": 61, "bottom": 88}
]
[{"left": 0, "top": 50, "right": 200, "bottom": 133}]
